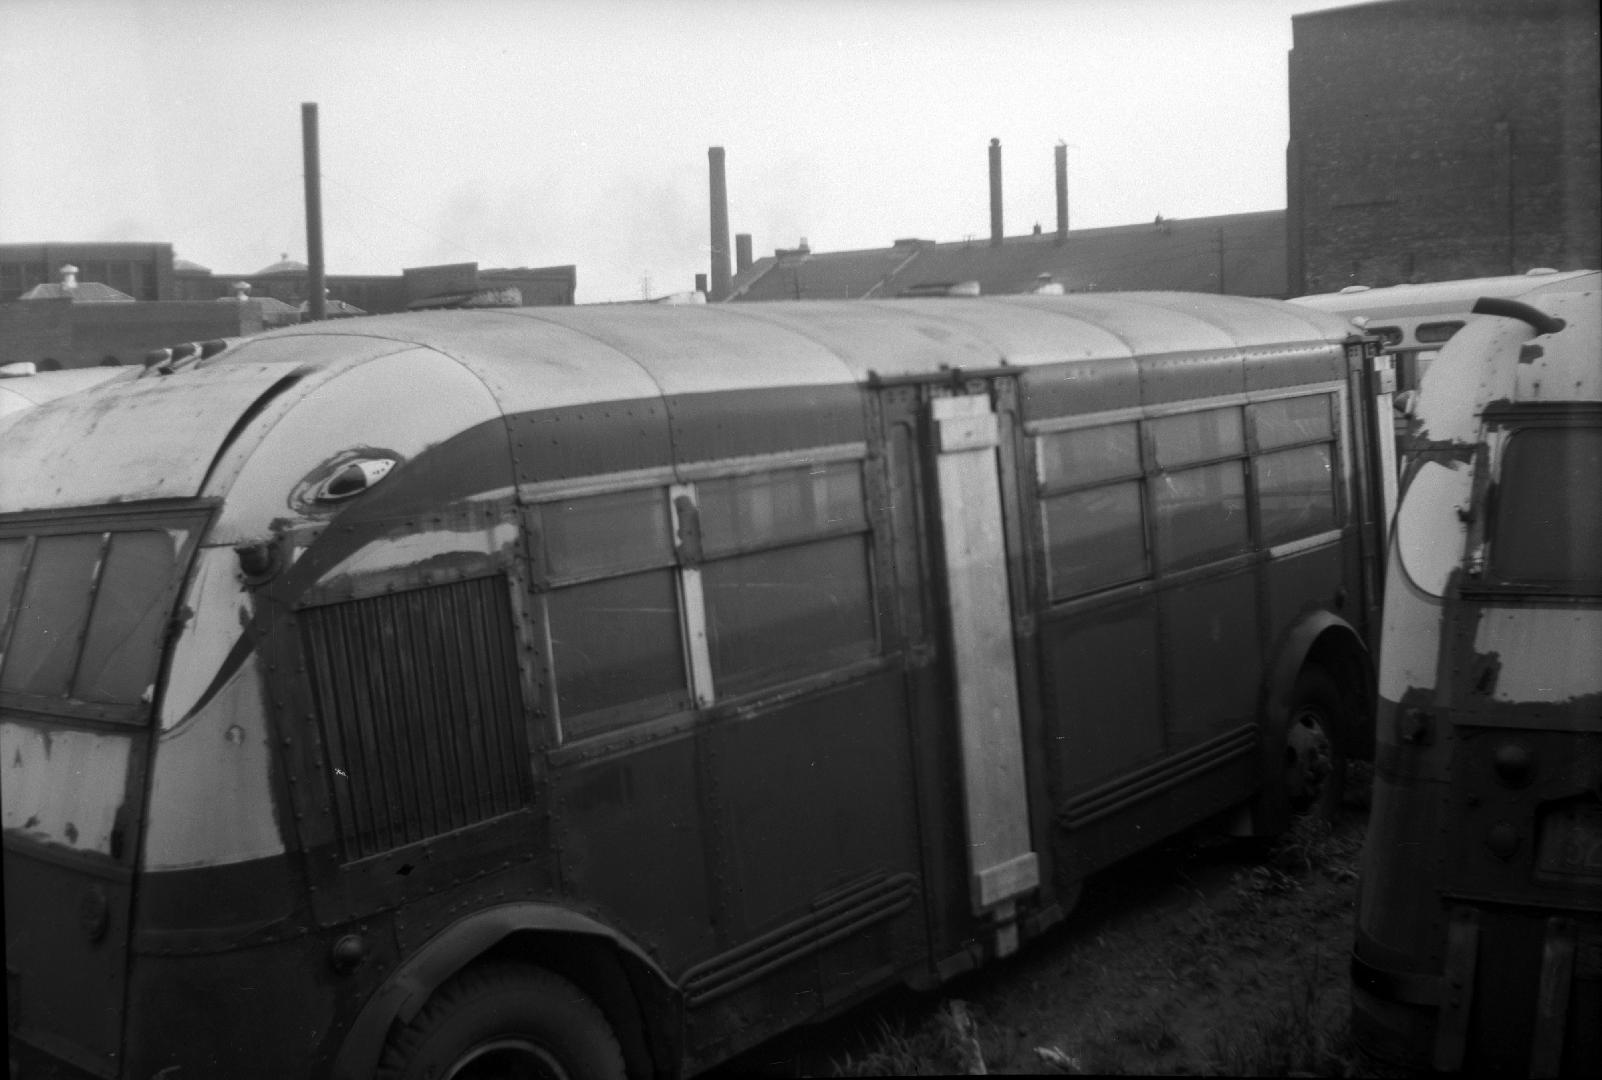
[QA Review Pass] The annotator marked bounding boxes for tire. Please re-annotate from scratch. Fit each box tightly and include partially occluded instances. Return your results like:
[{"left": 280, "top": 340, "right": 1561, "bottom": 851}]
[
  {"left": 377, "top": 963, "right": 627, "bottom": 1080},
  {"left": 1280, "top": 667, "right": 1348, "bottom": 822}
]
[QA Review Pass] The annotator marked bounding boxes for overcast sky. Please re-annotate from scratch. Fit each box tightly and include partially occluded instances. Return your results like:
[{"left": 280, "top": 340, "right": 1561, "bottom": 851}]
[{"left": 2, "top": 0, "right": 1343, "bottom": 303}]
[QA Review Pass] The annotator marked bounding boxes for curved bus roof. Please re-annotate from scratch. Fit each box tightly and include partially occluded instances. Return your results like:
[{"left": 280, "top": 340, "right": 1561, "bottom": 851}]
[
  {"left": 1291, "top": 269, "right": 1599, "bottom": 322},
  {"left": 0, "top": 293, "right": 1358, "bottom": 516}
]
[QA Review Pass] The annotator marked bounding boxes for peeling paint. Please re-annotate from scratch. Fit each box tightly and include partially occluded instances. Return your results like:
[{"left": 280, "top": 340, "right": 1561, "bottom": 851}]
[
  {"left": 1474, "top": 608, "right": 1602, "bottom": 704},
  {"left": 1, "top": 722, "right": 131, "bottom": 855}
]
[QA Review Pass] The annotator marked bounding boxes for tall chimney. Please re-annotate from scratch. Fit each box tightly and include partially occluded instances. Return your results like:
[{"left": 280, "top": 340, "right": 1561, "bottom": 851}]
[
  {"left": 735, "top": 233, "right": 753, "bottom": 274},
  {"left": 989, "top": 138, "right": 1003, "bottom": 246},
  {"left": 302, "top": 102, "right": 326, "bottom": 321},
  {"left": 1055, "top": 143, "right": 1069, "bottom": 244},
  {"left": 708, "top": 146, "right": 732, "bottom": 302}
]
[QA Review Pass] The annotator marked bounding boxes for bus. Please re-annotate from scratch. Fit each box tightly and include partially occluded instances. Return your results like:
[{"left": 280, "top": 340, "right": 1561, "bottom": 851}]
[
  {"left": 1292, "top": 268, "right": 1597, "bottom": 404},
  {"left": 3, "top": 293, "right": 1388, "bottom": 1079},
  {"left": 1350, "top": 281, "right": 1601, "bottom": 1076}
]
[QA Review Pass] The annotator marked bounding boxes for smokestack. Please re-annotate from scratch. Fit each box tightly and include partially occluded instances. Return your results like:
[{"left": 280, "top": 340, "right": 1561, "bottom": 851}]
[
  {"left": 708, "top": 146, "right": 732, "bottom": 302},
  {"left": 735, "top": 233, "right": 753, "bottom": 274},
  {"left": 301, "top": 102, "right": 326, "bottom": 321},
  {"left": 989, "top": 138, "right": 1003, "bottom": 246},
  {"left": 1055, "top": 143, "right": 1069, "bottom": 244}
]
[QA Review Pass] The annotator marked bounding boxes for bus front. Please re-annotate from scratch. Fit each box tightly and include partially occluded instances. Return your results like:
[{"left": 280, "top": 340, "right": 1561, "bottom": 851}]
[{"left": 1353, "top": 288, "right": 1602, "bottom": 1075}]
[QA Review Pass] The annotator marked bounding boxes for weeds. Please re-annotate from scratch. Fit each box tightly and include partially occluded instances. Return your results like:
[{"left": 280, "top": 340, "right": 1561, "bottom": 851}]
[{"left": 831, "top": 1000, "right": 989, "bottom": 1077}]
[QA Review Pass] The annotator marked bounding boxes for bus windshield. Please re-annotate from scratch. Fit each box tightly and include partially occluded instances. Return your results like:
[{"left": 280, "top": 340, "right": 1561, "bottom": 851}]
[
  {"left": 0, "top": 524, "right": 197, "bottom": 717},
  {"left": 1490, "top": 426, "right": 1602, "bottom": 591}
]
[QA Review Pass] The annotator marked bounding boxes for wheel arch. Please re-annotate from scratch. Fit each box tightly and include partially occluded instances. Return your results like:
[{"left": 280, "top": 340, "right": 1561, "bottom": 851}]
[
  {"left": 1255, "top": 609, "right": 1375, "bottom": 832},
  {"left": 332, "top": 903, "right": 681, "bottom": 1080}
]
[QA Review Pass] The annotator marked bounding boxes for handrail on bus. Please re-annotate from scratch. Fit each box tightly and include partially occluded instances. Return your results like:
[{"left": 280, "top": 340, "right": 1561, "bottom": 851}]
[{"left": 1469, "top": 297, "right": 1567, "bottom": 335}]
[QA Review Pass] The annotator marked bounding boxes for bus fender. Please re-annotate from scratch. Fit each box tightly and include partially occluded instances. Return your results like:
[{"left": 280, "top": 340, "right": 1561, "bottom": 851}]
[
  {"left": 331, "top": 902, "right": 677, "bottom": 1080},
  {"left": 1255, "top": 610, "right": 1374, "bottom": 831}
]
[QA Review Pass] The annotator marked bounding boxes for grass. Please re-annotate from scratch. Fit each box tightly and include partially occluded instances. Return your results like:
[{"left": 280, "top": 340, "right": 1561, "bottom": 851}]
[{"left": 832, "top": 810, "right": 1375, "bottom": 1077}]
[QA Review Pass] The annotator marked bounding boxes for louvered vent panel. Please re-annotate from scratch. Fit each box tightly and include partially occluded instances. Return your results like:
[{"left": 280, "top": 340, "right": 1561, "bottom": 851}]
[{"left": 301, "top": 576, "right": 530, "bottom": 861}]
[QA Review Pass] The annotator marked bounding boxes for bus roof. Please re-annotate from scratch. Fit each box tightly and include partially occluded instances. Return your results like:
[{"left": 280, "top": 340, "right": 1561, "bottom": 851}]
[
  {"left": 1291, "top": 269, "right": 1599, "bottom": 321},
  {"left": 0, "top": 293, "right": 1356, "bottom": 515}
]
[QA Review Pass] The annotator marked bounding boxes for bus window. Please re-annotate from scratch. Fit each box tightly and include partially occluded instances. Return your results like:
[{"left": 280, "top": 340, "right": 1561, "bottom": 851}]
[
  {"left": 697, "top": 462, "right": 876, "bottom": 694},
  {"left": 1249, "top": 395, "right": 1339, "bottom": 545},
  {"left": 1038, "top": 423, "right": 1148, "bottom": 598},
  {"left": 1490, "top": 426, "right": 1602, "bottom": 589},
  {"left": 1255, "top": 446, "right": 1337, "bottom": 544},
  {"left": 1415, "top": 320, "right": 1463, "bottom": 344},
  {"left": 1153, "top": 462, "right": 1249, "bottom": 570},
  {"left": 537, "top": 488, "right": 688, "bottom": 737},
  {"left": 1149, "top": 407, "right": 1250, "bottom": 570},
  {"left": 1, "top": 534, "right": 102, "bottom": 697}
]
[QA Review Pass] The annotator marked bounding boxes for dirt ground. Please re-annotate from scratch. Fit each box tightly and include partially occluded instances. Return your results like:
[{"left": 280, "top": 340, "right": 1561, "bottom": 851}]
[{"left": 727, "top": 777, "right": 1405, "bottom": 1077}]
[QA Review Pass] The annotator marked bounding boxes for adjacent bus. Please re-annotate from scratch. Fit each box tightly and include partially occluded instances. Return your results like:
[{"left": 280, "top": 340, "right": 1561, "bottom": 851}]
[
  {"left": 1292, "top": 268, "right": 1597, "bottom": 403},
  {"left": 2, "top": 293, "right": 1388, "bottom": 1078},
  {"left": 1351, "top": 282, "right": 1602, "bottom": 1076}
]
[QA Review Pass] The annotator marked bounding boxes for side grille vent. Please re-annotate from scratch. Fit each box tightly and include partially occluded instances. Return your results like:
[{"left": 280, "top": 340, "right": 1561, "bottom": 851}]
[{"left": 301, "top": 575, "right": 530, "bottom": 861}]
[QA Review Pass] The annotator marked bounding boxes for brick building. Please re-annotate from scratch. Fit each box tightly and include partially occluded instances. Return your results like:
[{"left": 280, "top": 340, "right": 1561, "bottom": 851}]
[
  {"left": 1288, "top": 0, "right": 1600, "bottom": 294},
  {"left": 2, "top": 243, "right": 578, "bottom": 370}
]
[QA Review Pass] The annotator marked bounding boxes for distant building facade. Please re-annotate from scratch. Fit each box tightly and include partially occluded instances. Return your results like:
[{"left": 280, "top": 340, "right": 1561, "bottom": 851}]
[
  {"left": 727, "top": 211, "right": 1288, "bottom": 302},
  {"left": 2, "top": 242, "right": 578, "bottom": 370},
  {"left": 1288, "top": 0, "right": 1600, "bottom": 293},
  {"left": 2, "top": 242, "right": 577, "bottom": 310}
]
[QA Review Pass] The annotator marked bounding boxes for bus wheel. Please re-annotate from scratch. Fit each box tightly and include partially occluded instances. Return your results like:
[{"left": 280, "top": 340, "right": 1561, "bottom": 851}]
[
  {"left": 1282, "top": 667, "right": 1347, "bottom": 820},
  {"left": 377, "top": 963, "right": 626, "bottom": 1080}
]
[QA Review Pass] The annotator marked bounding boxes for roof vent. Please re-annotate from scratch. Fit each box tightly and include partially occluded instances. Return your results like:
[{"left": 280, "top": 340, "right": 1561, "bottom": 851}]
[
  {"left": 59, "top": 264, "right": 79, "bottom": 289},
  {"left": 1525, "top": 267, "right": 1559, "bottom": 276},
  {"left": 232, "top": 281, "right": 252, "bottom": 301},
  {"left": 1339, "top": 285, "right": 1370, "bottom": 294}
]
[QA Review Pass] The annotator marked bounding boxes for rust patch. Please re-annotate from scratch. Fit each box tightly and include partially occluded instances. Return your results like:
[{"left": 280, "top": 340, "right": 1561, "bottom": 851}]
[{"left": 1470, "top": 651, "right": 1502, "bottom": 697}]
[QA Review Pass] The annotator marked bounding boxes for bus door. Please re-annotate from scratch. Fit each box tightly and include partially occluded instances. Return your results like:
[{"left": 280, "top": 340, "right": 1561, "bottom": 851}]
[
  {"left": 1, "top": 508, "right": 209, "bottom": 1078},
  {"left": 876, "top": 374, "right": 1041, "bottom": 961}
]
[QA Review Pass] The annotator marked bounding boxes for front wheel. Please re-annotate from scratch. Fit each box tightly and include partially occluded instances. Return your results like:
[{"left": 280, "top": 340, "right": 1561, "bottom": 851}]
[{"left": 377, "top": 963, "right": 626, "bottom": 1080}]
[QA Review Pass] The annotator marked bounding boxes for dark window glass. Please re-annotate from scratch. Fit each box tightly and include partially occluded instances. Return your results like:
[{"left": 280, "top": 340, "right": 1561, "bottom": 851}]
[
  {"left": 75, "top": 531, "right": 182, "bottom": 704},
  {"left": 703, "top": 535, "right": 875, "bottom": 692},
  {"left": 1039, "top": 423, "right": 1140, "bottom": 490},
  {"left": 1492, "top": 427, "right": 1602, "bottom": 588},
  {"left": 1250, "top": 395, "right": 1333, "bottom": 450},
  {"left": 541, "top": 487, "right": 671, "bottom": 579},
  {"left": 699, "top": 463, "right": 864, "bottom": 555},
  {"left": 547, "top": 570, "right": 686, "bottom": 722},
  {"left": 1153, "top": 463, "right": 1249, "bottom": 571},
  {"left": 1416, "top": 321, "right": 1463, "bottom": 344},
  {"left": 0, "top": 533, "right": 103, "bottom": 697},
  {"left": 1150, "top": 408, "right": 1244, "bottom": 469},
  {"left": 0, "top": 538, "right": 27, "bottom": 645},
  {"left": 1372, "top": 326, "right": 1404, "bottom": 348},
  {"left": 1256, "top": 445, "right": 1337, "bottom": 545},
  {"left": 1044, "top": 483, "right": 1148, "bottom": 598}
]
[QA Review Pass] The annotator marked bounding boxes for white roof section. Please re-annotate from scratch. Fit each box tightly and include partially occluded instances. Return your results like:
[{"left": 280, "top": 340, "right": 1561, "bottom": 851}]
[{"left": 1291, "top": 270, "right": 1599, "bottom": 321}]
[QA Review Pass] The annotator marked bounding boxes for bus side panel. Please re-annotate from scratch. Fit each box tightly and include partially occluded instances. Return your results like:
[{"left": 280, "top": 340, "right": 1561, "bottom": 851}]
[
  {"left": 122, "top": 935, "right": 344, "bottom": 1078},
  {"left": 3, "top": 845, "right": 129, "bottom": 1078},
  {"left": 1261, "top": 542, "right": 1346, "bottom": 639},
  {"left": 1042, "top": 601, "right": 1164, "bottom": 796},
  {"left": 1162, "top": 572, "right": 1262, "bottom": 743},
  {"left": 684, "top": 672, "right": 926, "bottom": 1060},
  {"left": 551, "top": 731, "right": 717, "bottom": 976}
]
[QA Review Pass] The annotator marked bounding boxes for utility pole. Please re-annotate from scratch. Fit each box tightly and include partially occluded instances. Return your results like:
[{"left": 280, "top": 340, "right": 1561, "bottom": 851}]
[
  {"left": 302, "top": 103, "right": 326, "bottom": 321},
  {"left": 1216, "top": 226, "right": 1226, "bottom": 295}
]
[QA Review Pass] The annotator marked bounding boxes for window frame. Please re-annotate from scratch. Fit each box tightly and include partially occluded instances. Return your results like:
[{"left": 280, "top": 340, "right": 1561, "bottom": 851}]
[
  {"left": 1033, "top": 387, "right": 1346, "bottom": 605},
  {"left": 524, "top": 443, "right": 880, "bottom": 744},
  {"left": 0, "top": 503, "right": 213, "bottom": 726}
]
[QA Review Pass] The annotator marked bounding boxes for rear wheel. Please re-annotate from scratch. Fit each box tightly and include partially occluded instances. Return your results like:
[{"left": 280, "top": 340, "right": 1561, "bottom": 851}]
[
  {"left": 1281, "top": 667, "right": 1347, "bottom": 821},
  {"left": 377, "top": 963, "right": 626, "bottom": 1080}
]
